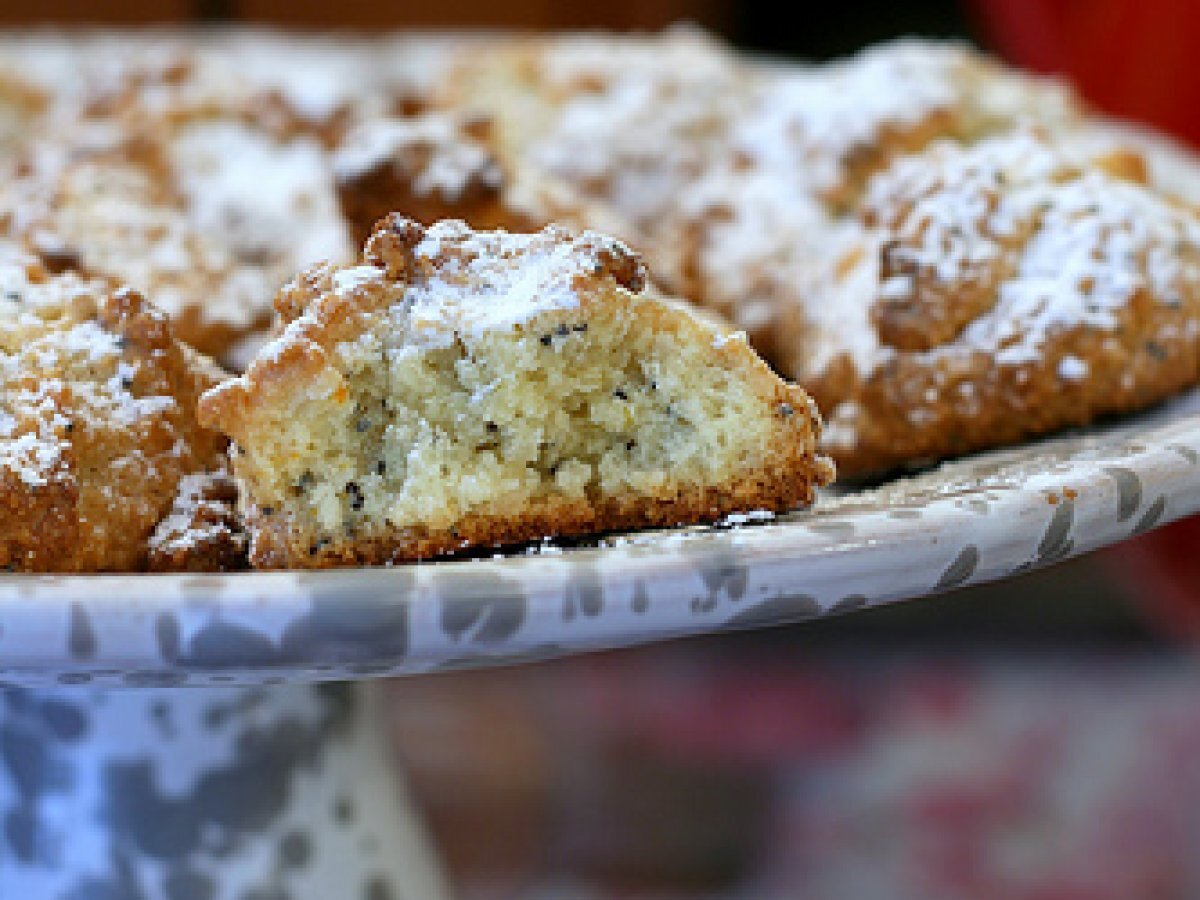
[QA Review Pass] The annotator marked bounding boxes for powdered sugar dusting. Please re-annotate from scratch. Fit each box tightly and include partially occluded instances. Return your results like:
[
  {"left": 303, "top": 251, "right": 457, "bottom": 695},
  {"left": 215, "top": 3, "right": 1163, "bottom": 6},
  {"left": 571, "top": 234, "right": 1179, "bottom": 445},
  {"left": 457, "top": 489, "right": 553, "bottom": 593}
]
[
  {"left": 501, "top": 28, "right": 742, "bottom": 235},
  {"left": 732, "top": 40, "right": 963, "bottom": 196},
  {"left": 170, "top": 121, "right": 351, "bottom": 278},
  {"left": 400, "top": 221, "right": 641, "bottom": 347},
  {"left": 1058, "top": 355, "right": 1089, "bottom": 381},
  {"left": 0, "top": 431, "right": 65, "bottom": 487},
  {"left": 335, "top": 114, "right": 502, "bottom": 201},
  {"left": 148, "top": 469, "right": 244, "bottom": 558},
  {"left": 1, "top": 257, "right": 185, "bottom": 489},
  {"left": 333, "top": 265, "right": 383, "bottom": 295},
  {"left": 801, "top": 223, "right": 887, "bottom": 378},
  {"left": 681, "top": 162, "right": 831, "bottom": 330},
  {"left": 802, "top": 131, "right": 1200, "bottom": 381}
]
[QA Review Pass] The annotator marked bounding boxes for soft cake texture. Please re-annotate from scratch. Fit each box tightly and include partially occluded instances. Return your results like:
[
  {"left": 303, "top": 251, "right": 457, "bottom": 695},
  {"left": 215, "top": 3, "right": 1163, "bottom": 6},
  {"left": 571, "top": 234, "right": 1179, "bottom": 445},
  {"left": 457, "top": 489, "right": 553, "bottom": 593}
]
[
  {"left": 200, "top": 217, "right": 832, "bottom": 567},
  {"left": 0, "top": 246, "right": 228, "bottom": 571}
]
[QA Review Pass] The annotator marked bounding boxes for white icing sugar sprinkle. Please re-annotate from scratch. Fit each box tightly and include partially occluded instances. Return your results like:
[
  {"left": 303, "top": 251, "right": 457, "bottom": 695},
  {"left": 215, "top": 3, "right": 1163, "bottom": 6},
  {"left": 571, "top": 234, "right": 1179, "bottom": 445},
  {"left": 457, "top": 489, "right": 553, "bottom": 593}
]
[
  {"left": 0, "top": 431, "right": 64, "bottom": 486},
  {"left": 965, "top": 169, "right": 1200, "bottom": 362},
  {"left": 733, "top": 40, "right": 964, "bottom": 194},
  {"left": 808, "top": 131, "right": 1200, "bottom": 381},
  {"left": 148, "top": 470, "right": 240, "bottom": 555},
  {"left": 1058, "top": 355, "right": 1089, "bottom": 381},
  {"left": 400, "top": 223, "right": 636, "bottom": 346},
  {"left": 711, "top": 329, "right": 746, "bottom": 350},
  {"left": 333, "top": 265, "right": 382, "bottom": 295},
  {"left": 721, "top": 509, "right": 776, "bottom": 526},
  {"left": 335, "top": 115, "right": 501, "bottom": 201}
]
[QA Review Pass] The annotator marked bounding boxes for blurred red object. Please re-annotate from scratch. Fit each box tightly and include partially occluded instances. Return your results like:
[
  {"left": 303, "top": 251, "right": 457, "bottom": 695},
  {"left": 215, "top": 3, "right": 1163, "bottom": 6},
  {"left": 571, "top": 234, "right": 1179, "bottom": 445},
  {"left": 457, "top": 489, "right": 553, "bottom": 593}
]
[
  {"left": 976, "top": 0, "right": 1200, "bottom": 633},
  {"left": 1105, "top": 521, "right": 1200, "bottom": 641},
  {"left": 973, "top": 0, "right": 1200, "bottom": 147}
]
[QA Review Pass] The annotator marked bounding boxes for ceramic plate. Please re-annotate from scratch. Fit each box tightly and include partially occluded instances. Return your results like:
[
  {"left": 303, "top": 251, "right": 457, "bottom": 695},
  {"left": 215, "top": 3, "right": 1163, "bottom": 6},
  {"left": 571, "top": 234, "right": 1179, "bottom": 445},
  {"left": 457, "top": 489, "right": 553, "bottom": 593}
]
[{"left": 2, "top": 388, "right": 1199, "bottom": 687}]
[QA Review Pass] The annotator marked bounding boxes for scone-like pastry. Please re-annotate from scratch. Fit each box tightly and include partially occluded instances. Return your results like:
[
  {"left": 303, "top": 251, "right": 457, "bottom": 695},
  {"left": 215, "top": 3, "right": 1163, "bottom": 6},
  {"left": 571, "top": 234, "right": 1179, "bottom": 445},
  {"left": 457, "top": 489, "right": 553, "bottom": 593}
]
[
  {"left": 1, "top": 249, "right": 228, "bottom": 571},
  {"left": 332, "top": 29, "right": 741, "bottom": 295},
  {"left": 437, "top": 28, "right": 745, "bottom": 283},
  {"left": 199, "top": 216, "right": 832, "bottom": 568},
  {"left": 778, "top": 131, "right": 1200, "bottom": 477},
  {"left": 0, "top": 131, "right": 276, "bottom": 359},
  {"left": 1, "top": 123, "right": 349, "bottom": 359}
]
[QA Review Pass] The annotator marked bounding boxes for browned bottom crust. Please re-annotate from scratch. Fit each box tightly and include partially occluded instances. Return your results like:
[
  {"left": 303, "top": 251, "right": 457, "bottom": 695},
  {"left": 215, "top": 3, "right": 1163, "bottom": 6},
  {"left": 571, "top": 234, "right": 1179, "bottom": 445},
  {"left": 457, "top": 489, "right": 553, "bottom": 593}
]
[
  {"left": 146, "top": 534, "right": 249, "bottom": 572},
  {"left": 245, "top": 463, "right": 826, "bottom": 569}
]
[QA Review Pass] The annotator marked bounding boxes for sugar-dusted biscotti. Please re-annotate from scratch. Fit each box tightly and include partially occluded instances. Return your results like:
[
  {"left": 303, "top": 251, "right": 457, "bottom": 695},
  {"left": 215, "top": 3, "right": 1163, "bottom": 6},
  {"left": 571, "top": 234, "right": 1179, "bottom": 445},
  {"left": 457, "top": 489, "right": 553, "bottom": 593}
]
[{"left": 199, "top": 216, "right": 833, "bottom": 567}]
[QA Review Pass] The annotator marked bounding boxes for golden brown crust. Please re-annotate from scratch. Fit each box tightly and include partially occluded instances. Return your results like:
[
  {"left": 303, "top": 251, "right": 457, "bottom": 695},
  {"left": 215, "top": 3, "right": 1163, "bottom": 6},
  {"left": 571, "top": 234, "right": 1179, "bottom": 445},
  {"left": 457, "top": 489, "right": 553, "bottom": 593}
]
[
  {"left": 862, "top": 170, "right": 1036, "bottom": 353},
  {"left": 824, "top": 109, "right": 965, "bottom": 214},
  {"left": 338, "top": 166, "right": 528, "bottom": 250},
  {"left": 827, "top": 292, "right": 1200, "bottom": 477},
  {"left": 1, "top": 265, "right": 228, "bottom": 572}
]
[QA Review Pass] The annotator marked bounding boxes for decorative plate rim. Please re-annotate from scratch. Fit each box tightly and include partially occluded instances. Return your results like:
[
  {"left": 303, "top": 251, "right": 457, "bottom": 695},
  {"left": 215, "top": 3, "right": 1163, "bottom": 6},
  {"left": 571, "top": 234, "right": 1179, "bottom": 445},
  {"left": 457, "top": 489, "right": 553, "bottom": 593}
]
[{"left": 2, "top": 390, "right": 1199, "bottom": 687}]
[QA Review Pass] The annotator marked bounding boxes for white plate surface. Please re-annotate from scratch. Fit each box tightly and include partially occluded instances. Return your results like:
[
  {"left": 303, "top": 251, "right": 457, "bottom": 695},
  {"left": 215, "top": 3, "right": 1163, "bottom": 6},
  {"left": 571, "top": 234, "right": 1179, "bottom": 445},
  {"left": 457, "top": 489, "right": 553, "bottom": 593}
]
[{"left": 2, "top": 390, "right": 1199, "bottom": 687}]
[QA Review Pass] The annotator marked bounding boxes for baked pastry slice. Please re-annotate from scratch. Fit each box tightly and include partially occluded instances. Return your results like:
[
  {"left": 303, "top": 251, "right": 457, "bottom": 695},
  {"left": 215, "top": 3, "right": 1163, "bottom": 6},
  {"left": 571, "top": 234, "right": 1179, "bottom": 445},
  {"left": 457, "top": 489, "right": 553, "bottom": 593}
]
[
  {"left": 1, "top": 247, "right": 228, "bottom": 571},
  {"left": 777, "top": 131, "right": 1200, "bottom": 478},
  {"left": 199, "top": 216, "right": 832, "bottom": 568}
]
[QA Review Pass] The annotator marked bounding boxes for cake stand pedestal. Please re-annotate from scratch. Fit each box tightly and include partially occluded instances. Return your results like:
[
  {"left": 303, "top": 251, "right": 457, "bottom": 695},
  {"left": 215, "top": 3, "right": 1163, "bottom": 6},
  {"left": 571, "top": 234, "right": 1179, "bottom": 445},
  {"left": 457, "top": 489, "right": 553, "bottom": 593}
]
[{"left": 0, "top": 680, "right": 451, "bottom": 900}]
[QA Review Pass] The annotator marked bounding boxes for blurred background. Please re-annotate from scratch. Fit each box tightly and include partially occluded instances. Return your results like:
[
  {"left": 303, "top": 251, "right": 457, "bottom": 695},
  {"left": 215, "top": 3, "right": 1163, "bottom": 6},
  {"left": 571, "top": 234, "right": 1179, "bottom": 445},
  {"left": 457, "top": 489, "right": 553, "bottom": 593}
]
[{"left": 9, "top": 0, "right": 1200, "bottom": 896}]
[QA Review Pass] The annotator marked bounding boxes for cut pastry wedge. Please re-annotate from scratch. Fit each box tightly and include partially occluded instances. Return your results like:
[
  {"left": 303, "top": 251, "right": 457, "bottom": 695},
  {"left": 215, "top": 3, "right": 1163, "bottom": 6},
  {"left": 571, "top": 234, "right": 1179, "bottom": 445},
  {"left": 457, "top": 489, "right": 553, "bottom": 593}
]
[{"left": 199, "top": 216, "right": 833, "bottom": 567}]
